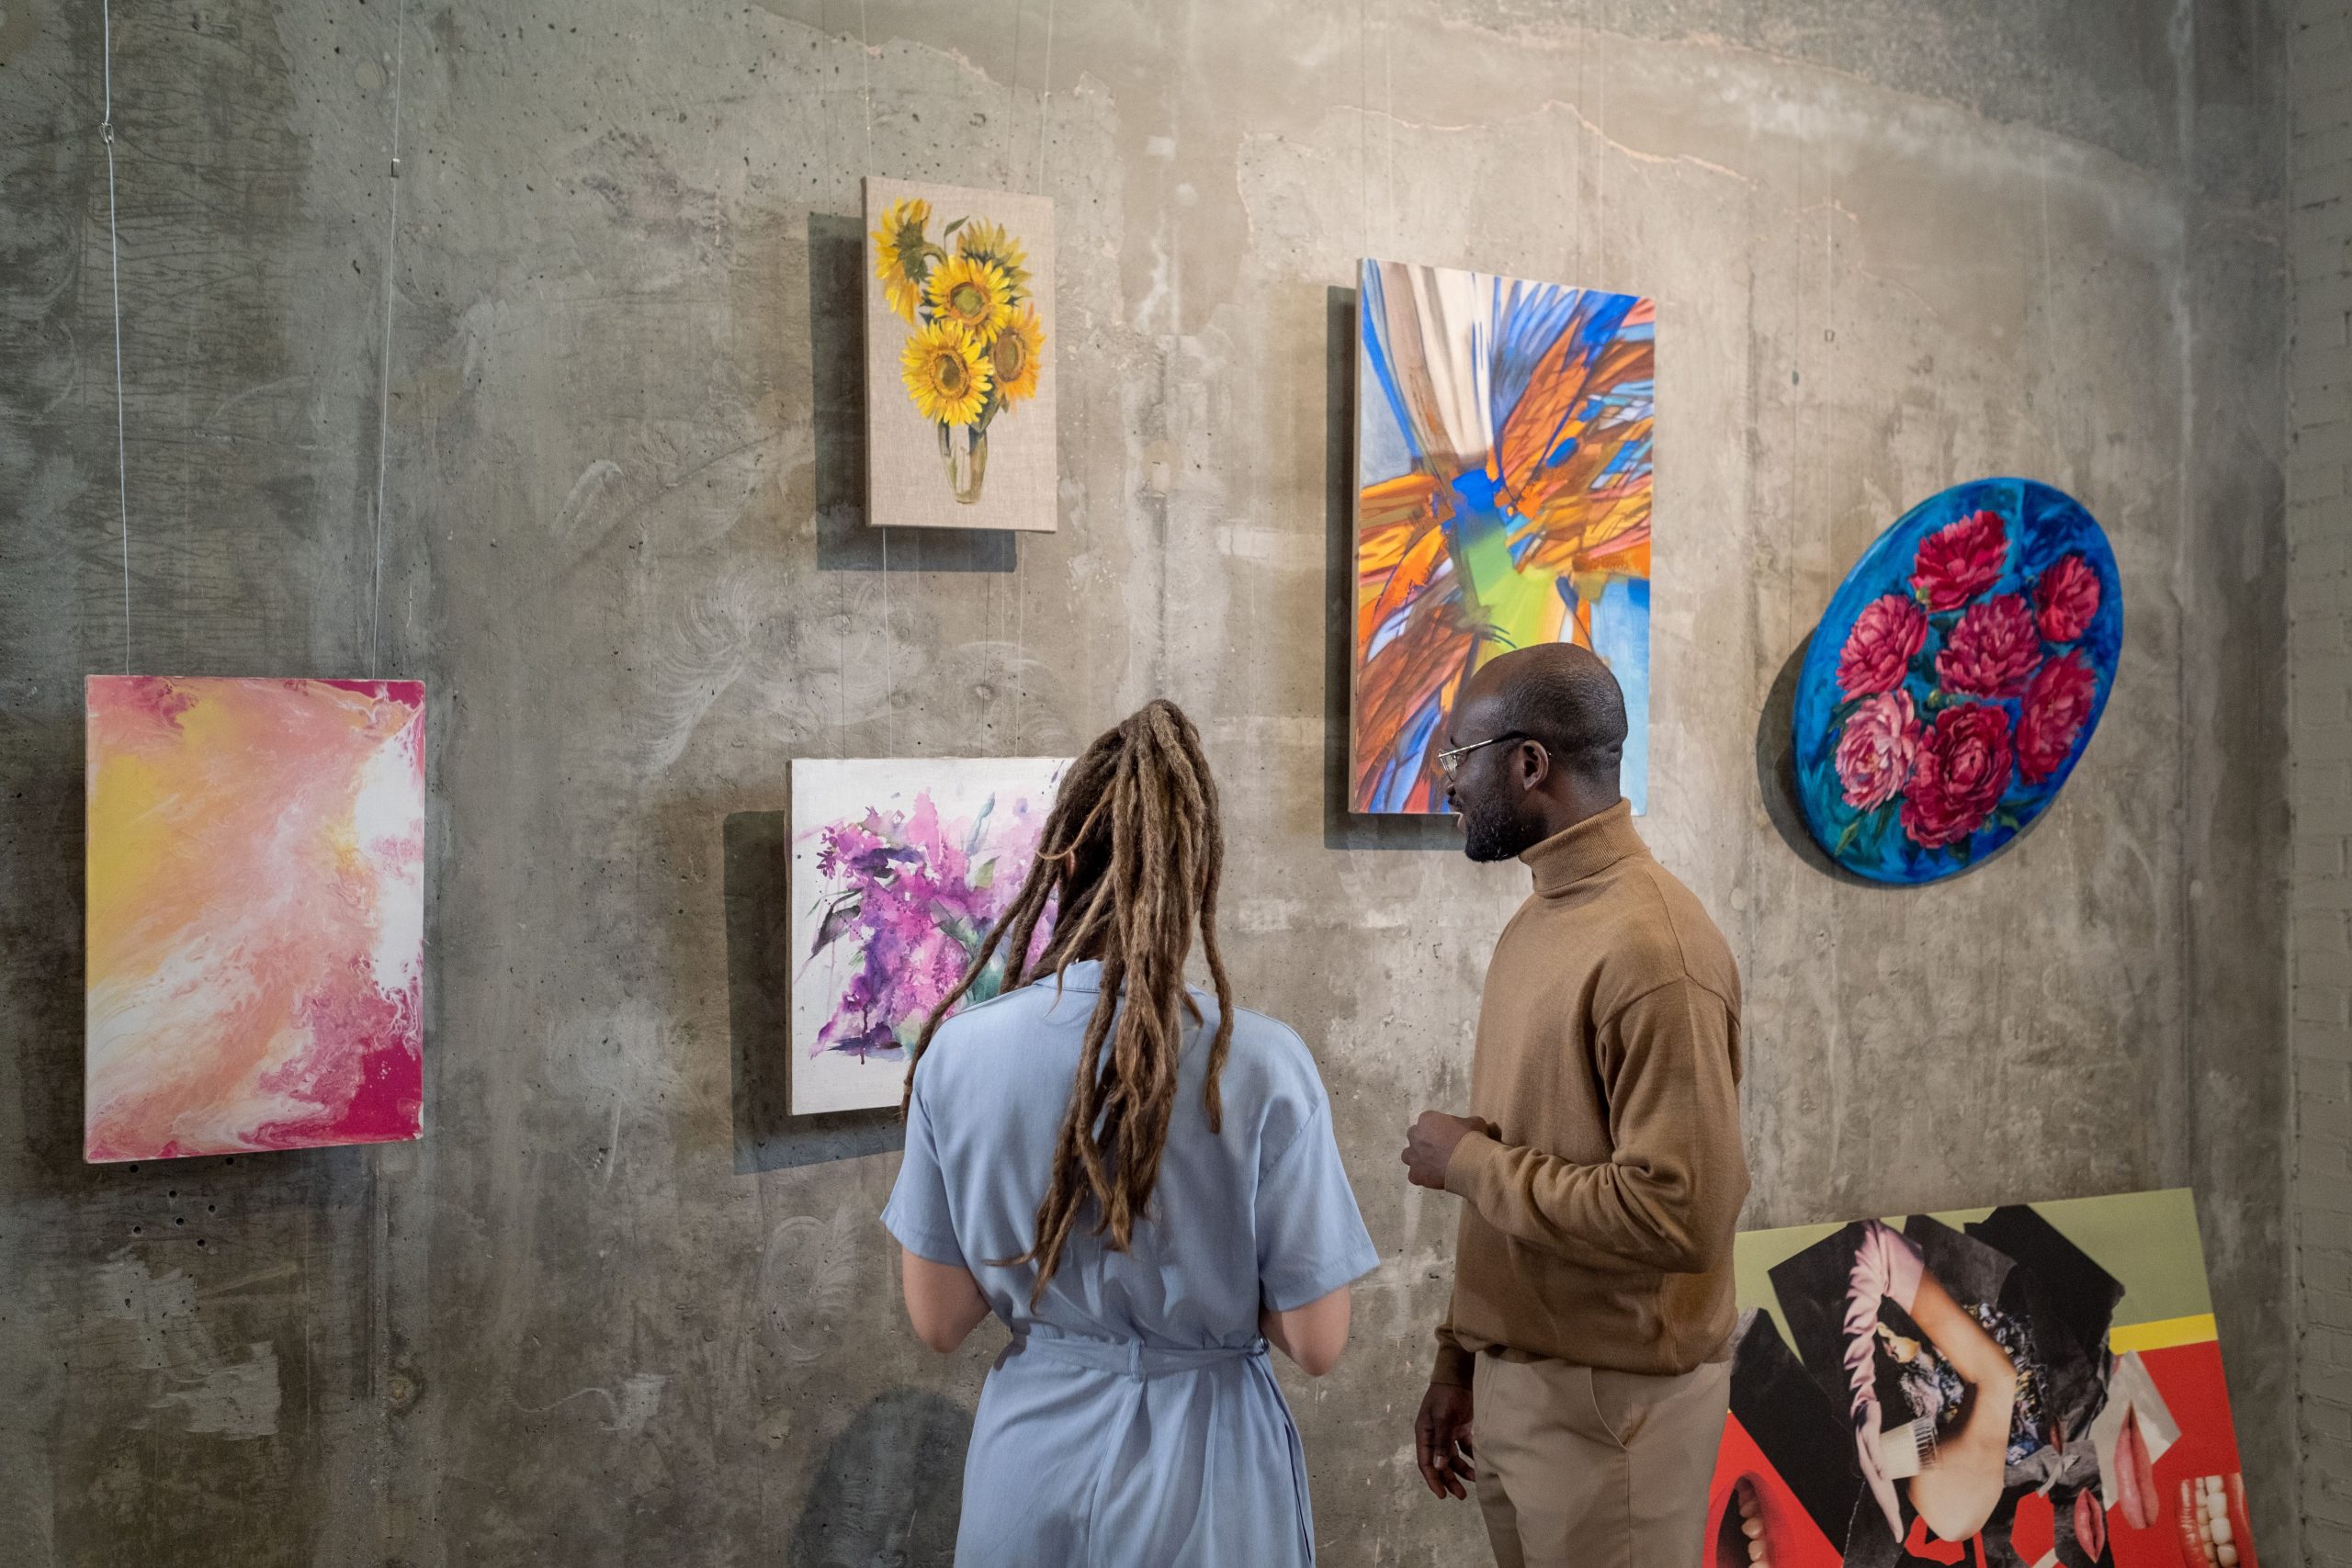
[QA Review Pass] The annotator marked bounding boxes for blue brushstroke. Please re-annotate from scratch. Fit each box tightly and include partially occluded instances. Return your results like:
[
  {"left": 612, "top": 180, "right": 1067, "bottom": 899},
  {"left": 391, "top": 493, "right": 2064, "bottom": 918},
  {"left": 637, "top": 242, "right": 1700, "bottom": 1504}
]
[
  {"left": 1358, "top": 263, "right": 1424, "bottom": 477},
  {"left": 1587, "top": 577, "right": 1650, "bottom": 815}
]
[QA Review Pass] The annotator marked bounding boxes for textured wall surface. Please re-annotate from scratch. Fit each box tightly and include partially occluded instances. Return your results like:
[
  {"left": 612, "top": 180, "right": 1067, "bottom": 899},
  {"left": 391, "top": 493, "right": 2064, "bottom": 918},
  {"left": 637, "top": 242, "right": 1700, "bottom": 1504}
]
[
  {"left": 2292, "top": 5, "right": 2352, "bottom": 1562},
  {"left": 0, "top": 1, "right": 2292, "bottom": 1562}
]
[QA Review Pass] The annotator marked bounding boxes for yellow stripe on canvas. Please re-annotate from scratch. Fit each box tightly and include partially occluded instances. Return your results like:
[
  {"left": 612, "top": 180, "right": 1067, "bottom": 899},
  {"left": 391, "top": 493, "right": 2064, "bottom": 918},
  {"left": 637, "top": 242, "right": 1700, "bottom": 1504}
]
[{"left": 2110, "top": 1313, "right": 2217, "bottom": 1353}]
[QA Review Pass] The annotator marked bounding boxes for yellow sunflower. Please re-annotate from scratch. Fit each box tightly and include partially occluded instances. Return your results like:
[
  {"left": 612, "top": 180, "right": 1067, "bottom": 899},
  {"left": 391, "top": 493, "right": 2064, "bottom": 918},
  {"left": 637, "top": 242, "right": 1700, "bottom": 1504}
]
[
  {"left": 988, "top": 303, "right": 1046, "bottom": 406},
  {"left": 925, "top": 254, "right": 1015, "bottom": 344},
  {"left": 871, "top": 197, "right": 933, "bottom": 324},
  {"left": 899, "top": 320, "right": 993, "bottom": 427},
  {"left": 955, "top": 220, "right": 1031, "bottom": 299}
]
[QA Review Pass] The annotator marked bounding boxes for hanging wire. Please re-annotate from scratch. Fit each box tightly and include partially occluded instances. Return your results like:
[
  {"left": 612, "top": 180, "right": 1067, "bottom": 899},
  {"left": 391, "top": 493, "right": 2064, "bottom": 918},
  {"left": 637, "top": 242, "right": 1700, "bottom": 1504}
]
[
  {"left": 368, "top": 0, "right": 412, "bottom": 676},
  {"left": 858, "top": 0, "right": 894, "bottom": 754},
  {"left": 101, "top": 0, "right": 131, "bottom": 672}
]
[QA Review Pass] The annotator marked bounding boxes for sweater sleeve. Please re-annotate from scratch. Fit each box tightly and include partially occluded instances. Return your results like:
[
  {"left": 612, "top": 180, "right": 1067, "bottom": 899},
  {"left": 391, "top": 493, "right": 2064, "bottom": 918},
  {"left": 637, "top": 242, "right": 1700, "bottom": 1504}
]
[
  {"left": 1442, "top": 976, "right": 1747, "bottom": 1272},
  {"left": 1430, "top": 1318, "right": 1475, "bottom": 1387}
]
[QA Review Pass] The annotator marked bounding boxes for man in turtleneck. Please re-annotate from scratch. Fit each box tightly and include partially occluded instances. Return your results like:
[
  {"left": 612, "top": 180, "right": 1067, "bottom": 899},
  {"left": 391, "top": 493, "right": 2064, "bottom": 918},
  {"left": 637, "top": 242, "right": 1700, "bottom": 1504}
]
[{"left": 1399, "top": 642, "right": 1748, "bottom": 1568}]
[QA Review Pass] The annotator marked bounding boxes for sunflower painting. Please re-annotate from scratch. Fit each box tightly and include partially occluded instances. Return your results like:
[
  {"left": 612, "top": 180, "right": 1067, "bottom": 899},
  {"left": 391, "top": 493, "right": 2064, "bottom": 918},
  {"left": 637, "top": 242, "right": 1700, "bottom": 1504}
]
[
  {"left": 1351, "top": 259, "right": 1655, "bottom": 814},
  {"left": 864, "top": 177, "right": 1057, "bottom": 531}
]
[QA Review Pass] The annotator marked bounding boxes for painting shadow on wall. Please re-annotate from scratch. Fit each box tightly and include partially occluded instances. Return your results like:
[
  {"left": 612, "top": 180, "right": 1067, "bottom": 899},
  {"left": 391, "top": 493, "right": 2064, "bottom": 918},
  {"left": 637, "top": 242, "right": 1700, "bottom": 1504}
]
[
  {"left": 807, "top": 211, "right": 1016, "bottom": 575},
  {"left": 789, "top": 1386, "right": 970, "bottom": 1566},
  {"left": 723, "top": 810, "right": 901, "bottom": 1173},
  {"left": 1755, "top": 637, "right": 2050, "bottom": 886},
  {"left": 1321, "top": 285, "right": 1461, "bottom": 853},
  {"left": 11, "top": 702, "right": 87, "bottom": 1182}
]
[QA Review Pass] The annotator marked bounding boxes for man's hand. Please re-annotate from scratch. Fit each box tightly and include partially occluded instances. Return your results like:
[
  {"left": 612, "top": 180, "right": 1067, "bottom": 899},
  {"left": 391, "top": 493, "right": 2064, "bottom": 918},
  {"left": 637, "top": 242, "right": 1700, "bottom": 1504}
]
[
  {"left": 1413, "top": 1381, "right": 1476, "bottom": 1499},
  {"left": 1401, "top": 1111, "right": 1489, "bottom": 1190}
]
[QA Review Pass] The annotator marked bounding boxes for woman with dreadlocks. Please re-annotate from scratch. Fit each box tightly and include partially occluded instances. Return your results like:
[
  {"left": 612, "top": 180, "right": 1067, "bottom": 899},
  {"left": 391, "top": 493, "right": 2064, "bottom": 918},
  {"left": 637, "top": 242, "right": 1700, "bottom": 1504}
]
[{"left": 881, "top": 699, "right": 1378, "bottom": 1567}]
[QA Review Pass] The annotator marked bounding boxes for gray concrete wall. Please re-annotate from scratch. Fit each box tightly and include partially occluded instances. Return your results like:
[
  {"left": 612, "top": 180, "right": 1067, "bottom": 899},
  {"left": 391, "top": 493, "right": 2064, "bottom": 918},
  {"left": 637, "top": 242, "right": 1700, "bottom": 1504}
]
[
  {"left": 2290, "top": 4, "right": 2352, "bottom": 1562},
  {"left": 0, "top": 1, "right": 2292, "bottom": 1562}
]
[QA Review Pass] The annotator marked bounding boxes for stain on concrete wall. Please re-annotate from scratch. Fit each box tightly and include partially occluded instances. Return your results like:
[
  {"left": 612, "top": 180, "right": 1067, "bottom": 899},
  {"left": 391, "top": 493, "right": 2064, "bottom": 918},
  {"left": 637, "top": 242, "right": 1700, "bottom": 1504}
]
[{"left": 0, "top": 0, "right": 2290, "bottom": 1562}]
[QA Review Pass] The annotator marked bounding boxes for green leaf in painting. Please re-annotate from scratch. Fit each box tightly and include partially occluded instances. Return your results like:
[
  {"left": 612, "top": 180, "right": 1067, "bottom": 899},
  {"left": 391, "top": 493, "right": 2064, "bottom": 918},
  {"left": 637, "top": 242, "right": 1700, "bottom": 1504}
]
[
  {"left": 1834, "top": 814, "right": 1867, "bottom": 857},
  {"left": 809, "top": 889, "right": 864, "bottom": 958},
  {"left": 943, "top": 217, "right": 967, "bottom": 236}
]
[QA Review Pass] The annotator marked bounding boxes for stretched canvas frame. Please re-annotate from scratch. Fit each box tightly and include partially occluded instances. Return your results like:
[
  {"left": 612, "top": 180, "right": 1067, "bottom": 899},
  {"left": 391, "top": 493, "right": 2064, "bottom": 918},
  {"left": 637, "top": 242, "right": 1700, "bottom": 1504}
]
[
  {"left": 864, "top": 176, "right": 1057, "bottom": 533},
  {"left": 788, "top": 757, "right": 1068, "bottom": 1114}
]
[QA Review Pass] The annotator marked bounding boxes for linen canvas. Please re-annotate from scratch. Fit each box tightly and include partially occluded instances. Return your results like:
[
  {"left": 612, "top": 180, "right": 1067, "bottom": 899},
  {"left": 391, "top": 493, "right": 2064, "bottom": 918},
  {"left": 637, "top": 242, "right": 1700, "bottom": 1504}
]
[
  {"left": 1352, "top": 258, "right": 1654, "bottom": 815},
  {"left": 865, "top": 176, "right": 1057, "bottom": 531},
  {"left": 789, "top": 757, "right": 1068, "bottom": 1114},
  {"left": 1706, "top": 1190, "right": 2255, "bottom": 1568},
  {"left": 85, "top": 676, "right": 426, "bottom": 1161},
  {"left": 1791, "top": 478, "right": 2121, "bottom": 884}
]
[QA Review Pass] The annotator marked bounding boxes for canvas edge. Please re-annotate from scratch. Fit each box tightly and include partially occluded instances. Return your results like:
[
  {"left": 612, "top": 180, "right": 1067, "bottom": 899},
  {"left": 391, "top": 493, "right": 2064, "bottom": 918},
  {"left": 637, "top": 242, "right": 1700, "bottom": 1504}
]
[{"left": 1348, "top": 257, "right": 1375, "bottom": 814}]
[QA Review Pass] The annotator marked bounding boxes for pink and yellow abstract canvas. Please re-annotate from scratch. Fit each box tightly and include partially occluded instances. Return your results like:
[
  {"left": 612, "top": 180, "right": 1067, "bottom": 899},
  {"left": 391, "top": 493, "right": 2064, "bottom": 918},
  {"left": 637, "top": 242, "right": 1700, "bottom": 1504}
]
[{"left": 85, "top": 676, "right": 426, "bottom": 1162}]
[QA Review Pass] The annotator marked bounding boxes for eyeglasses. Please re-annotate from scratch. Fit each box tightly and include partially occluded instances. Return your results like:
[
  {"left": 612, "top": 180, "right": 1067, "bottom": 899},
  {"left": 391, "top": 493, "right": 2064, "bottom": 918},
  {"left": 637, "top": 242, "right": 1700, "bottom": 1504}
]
[{"left": 1435, "top": 731, "right": 1530, "bottom": 780}]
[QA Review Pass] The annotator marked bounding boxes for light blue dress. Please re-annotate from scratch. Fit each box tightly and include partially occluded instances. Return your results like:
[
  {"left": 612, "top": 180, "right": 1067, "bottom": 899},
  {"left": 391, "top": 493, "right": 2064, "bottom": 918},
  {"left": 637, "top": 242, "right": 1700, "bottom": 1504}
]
[{"left": 882, "top": 959, "right": 1380, "bottom": 1567}]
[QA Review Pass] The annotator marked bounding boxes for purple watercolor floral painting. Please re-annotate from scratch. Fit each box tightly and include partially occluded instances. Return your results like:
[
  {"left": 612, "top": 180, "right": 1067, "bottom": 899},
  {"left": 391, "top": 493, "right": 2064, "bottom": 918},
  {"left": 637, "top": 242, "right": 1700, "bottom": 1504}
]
[{"left": 787, "top": 758, "right": 1069, "bottom": 1114}]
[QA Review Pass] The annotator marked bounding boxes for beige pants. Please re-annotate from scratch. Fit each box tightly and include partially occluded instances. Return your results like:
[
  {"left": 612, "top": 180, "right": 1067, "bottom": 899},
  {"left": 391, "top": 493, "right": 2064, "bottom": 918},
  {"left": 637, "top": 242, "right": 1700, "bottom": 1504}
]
[{"left": 1471, "top": 1353, "right": 1731, "bottom": 1568}]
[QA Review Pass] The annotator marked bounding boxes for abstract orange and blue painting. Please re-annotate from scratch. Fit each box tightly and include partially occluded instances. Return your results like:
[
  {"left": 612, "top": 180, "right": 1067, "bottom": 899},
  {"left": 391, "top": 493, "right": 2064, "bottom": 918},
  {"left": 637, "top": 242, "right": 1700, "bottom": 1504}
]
[
  {"left": 1351, "top": 259, "right": 1654, "bottom": 814},
  {"left": 85, "top": 676, "right": 426, "bottom": 1162}
]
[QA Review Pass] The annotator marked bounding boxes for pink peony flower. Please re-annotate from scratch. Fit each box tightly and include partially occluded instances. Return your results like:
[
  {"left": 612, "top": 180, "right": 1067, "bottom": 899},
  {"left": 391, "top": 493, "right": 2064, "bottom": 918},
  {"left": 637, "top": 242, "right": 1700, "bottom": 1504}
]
[
  {"left": 1910, "top": 509, "right": 2010, "bottom": 611},
  {"left": 2018, "top": 651, "right": 2098, "bottom": 782},
  {"left": 1936, "top": 594, "right": 2042, "bottom": 698},
  {"left": 1901, "top": 703, "right": 2015, "bottom": 849},
  {"left": 1837, "top": 594, "right": 1929, "bottom": 699},
  {"left": 1835, "top": 690, "right": 1923, "bottom": 811},
  {"left": 2034, "top": 554, "right": 2101, "bottom": 643}
]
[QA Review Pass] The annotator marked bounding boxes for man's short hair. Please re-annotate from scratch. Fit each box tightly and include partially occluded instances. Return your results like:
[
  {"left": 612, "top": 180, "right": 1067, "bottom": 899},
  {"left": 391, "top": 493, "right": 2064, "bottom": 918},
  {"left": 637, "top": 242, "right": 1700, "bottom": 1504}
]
[{"left": 1488, "top": 644, "right": 1627, "bottom": 776}]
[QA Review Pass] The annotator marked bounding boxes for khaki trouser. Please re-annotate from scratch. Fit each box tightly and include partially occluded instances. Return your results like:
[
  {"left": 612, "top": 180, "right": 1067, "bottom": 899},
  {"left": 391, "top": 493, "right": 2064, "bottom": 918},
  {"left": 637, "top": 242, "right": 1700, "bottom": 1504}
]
[{"left": 1470, "top": 1353, "right": 1731, "bottom": 1568}]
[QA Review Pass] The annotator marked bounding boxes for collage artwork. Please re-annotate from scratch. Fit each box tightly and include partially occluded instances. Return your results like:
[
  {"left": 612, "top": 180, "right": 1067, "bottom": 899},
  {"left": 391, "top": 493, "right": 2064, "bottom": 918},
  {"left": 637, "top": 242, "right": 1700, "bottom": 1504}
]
[{"left": 1710, "top": 1190, "right": 2252, "bottom": 1568}]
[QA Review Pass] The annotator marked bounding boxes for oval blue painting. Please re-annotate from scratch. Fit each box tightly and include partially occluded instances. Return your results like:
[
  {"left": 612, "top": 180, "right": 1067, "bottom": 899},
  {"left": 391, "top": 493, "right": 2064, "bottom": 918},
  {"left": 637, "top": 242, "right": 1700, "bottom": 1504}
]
[{"left": 1792, "top": 478, "right": 2121, "bottom": 885}]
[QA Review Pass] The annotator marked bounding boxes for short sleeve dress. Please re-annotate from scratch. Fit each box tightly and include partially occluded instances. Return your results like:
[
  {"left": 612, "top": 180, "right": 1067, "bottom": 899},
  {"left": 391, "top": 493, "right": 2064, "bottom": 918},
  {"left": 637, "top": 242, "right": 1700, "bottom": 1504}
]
[{"left": 882, "top": 959, "right": 1380, "bottom": 1567}]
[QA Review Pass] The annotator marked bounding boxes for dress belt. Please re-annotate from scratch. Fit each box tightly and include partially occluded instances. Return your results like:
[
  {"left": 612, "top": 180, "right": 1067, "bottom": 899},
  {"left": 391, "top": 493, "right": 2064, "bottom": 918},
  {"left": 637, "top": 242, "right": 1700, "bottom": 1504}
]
[{"left": 1010, "top": 1331, "right": 1269, "bottom": 1380}]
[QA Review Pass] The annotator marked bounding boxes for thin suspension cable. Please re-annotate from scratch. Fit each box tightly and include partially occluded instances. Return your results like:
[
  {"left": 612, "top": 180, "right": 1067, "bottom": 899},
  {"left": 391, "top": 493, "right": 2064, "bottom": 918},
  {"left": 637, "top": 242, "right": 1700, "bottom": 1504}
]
[
  {"left": 368, "top": 0, "right": 413, "bottom": 675},
  {"left": 101, "top": 0, "right": 131, "bottom": 672}
]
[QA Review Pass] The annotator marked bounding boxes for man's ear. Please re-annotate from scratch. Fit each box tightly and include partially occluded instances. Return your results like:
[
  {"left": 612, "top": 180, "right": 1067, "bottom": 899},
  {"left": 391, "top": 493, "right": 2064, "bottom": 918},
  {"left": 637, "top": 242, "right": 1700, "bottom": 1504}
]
[{"left": 1518, "top": 739, "right": 1552, "bottom": 791}]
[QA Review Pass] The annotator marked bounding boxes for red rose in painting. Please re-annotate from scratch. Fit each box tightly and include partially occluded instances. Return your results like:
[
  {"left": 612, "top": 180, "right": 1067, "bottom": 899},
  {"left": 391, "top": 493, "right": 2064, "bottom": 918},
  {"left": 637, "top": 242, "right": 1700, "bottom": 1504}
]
[
  {"left": 2035, "top": 553, "right": 2101, "bottom": 642},
  {"left": 1835, "top": 690, "right": 1923, "bottom": 810},
  {"left": 1936, "top": 593, "right": 2042, "bottom": 698},
  {"left": 2018, "top": 651, "right": 2098, "bottom": 782},
  {"left": 1901, "top": 702, "right": 2014, "bottom": 849},
  {"left": 1910, "top": 509, "right": 2009, "bottom": 611},
  {"left": 1836, "top": 594, "right": 1928, "bottom": 698}
]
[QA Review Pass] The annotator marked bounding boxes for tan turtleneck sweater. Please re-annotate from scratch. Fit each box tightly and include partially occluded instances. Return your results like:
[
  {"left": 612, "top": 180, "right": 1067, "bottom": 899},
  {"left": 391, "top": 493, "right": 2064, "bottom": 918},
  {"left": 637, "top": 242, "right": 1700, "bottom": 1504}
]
[{"left": 1432, "top": 800, "right": 1747, "bottom": 1383}]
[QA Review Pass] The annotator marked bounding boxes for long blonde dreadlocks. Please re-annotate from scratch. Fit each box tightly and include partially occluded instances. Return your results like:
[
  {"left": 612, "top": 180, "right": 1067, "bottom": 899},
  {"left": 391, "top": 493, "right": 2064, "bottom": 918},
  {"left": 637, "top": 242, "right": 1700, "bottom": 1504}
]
[{"left": 904, "top": 699, "right": 1235, "bottom": 1303}]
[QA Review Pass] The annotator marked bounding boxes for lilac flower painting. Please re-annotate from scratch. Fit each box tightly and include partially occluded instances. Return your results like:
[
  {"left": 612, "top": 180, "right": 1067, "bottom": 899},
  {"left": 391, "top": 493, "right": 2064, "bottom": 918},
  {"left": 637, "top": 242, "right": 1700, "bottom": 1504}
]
[{"left": 788, "top": 758, "right": 1069, "bottom": 1114}]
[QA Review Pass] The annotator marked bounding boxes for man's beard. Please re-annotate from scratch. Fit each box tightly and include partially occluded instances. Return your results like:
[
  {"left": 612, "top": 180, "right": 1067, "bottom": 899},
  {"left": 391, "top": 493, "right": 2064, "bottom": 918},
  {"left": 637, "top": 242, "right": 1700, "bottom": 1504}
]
[{"left": 1459, "top": 795, "right": 1548, "bottom": 863}]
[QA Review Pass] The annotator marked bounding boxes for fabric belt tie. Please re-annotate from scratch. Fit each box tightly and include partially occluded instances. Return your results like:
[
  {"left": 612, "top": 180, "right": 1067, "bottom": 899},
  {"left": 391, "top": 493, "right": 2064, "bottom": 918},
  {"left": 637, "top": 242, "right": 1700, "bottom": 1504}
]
[{"left": 1012, "top": 1332, "right": 1268, "bottom": 1380}]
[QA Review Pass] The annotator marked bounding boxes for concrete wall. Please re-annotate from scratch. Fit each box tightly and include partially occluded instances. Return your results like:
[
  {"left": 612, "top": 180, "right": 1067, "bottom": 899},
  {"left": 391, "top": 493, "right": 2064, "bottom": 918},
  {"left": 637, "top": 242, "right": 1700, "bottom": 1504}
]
[
  {"left": 0, "top": 1, "right": 2292, "bottom": 1562},
  {"left": 2293, "top": 5, "right": 2352, "bottom": 1562}
]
